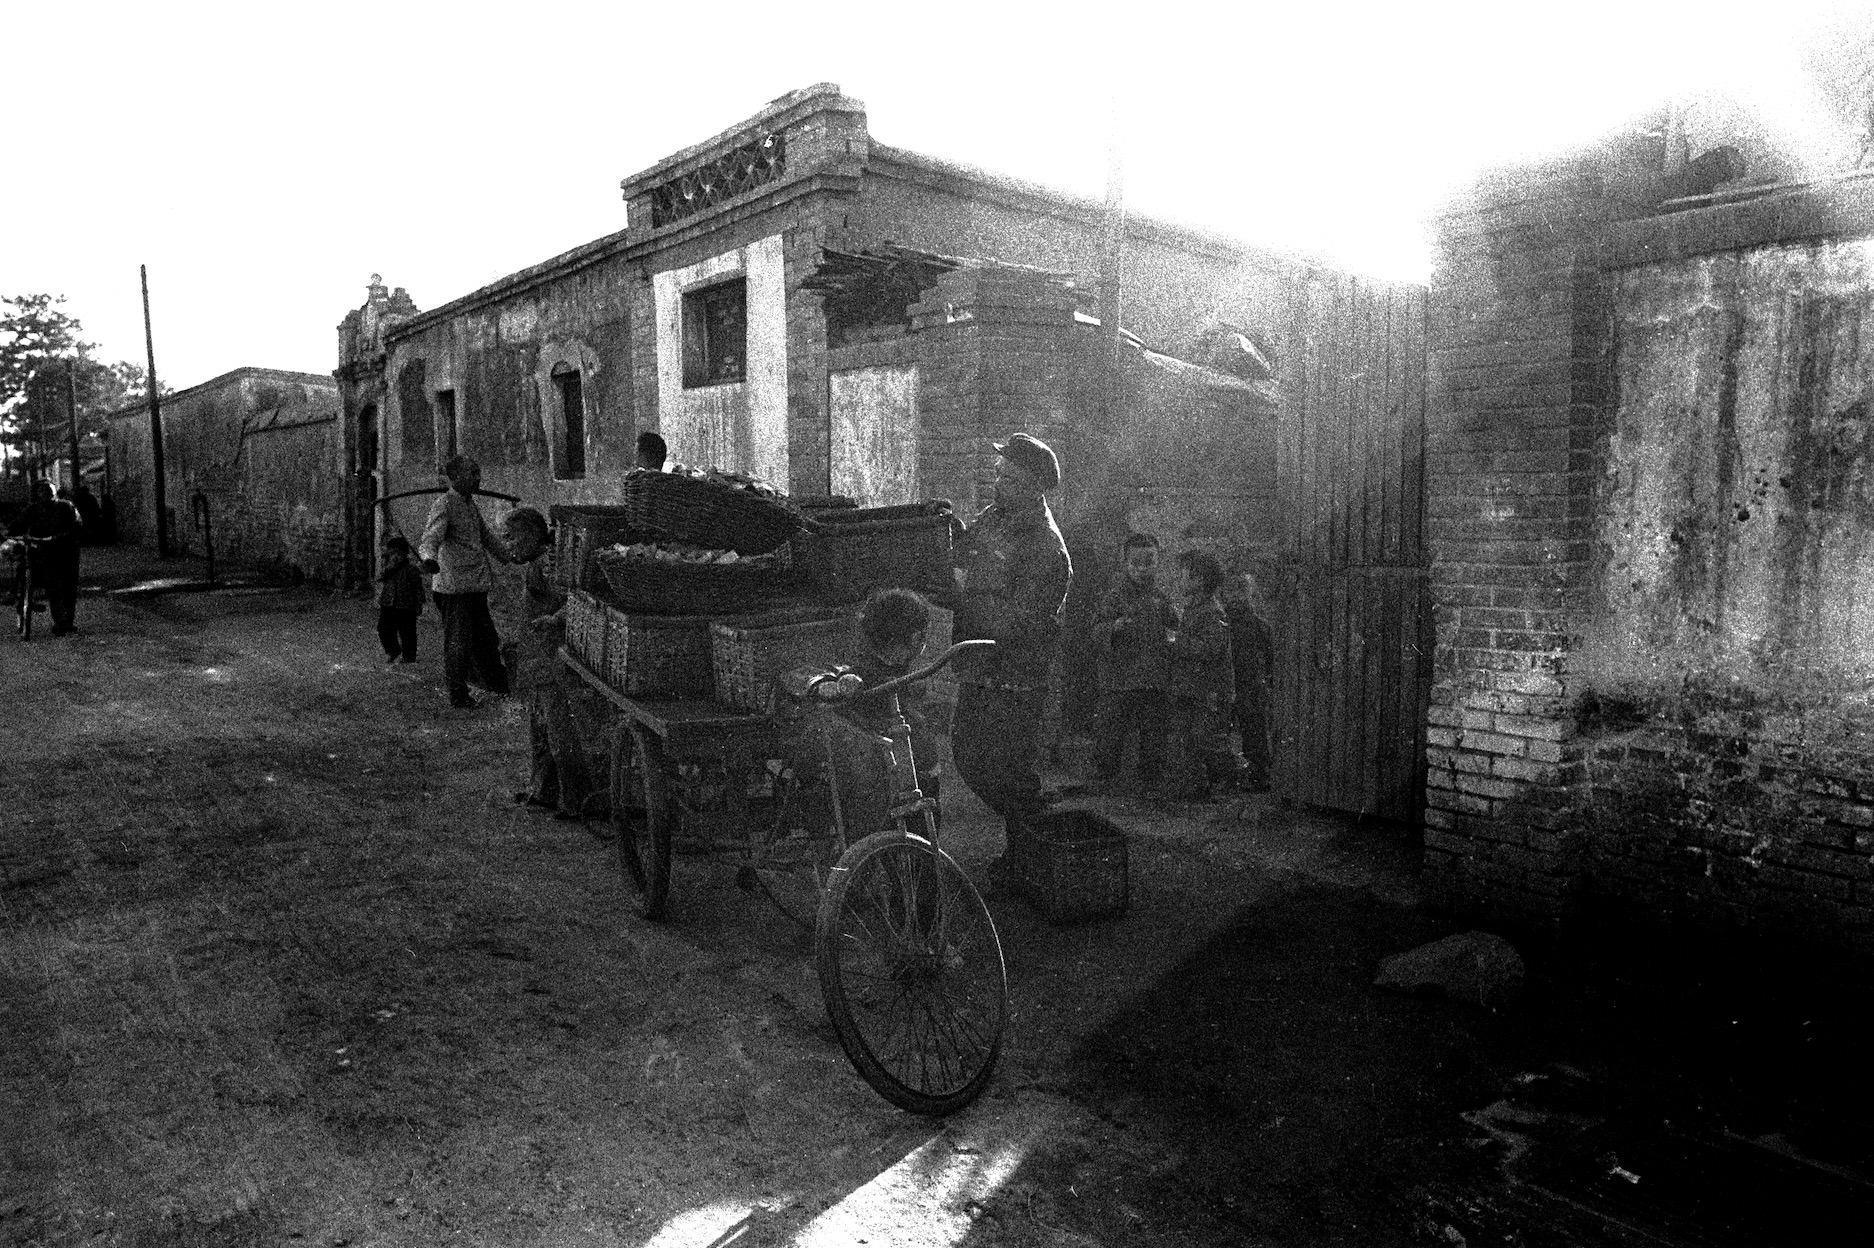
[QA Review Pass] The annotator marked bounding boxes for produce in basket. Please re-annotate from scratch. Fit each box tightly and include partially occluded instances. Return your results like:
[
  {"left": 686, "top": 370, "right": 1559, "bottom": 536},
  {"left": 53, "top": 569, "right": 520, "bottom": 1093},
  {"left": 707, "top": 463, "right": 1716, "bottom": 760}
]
[{"left": 607, "top": 539, "right": 787, "bottom": 568}]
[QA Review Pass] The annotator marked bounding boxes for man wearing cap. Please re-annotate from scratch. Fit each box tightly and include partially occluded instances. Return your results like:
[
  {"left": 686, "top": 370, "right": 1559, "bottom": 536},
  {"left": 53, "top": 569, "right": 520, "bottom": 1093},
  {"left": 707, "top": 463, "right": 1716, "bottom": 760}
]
[{"left": 950, "top": 433, "right": 1073, "bottom": 881}]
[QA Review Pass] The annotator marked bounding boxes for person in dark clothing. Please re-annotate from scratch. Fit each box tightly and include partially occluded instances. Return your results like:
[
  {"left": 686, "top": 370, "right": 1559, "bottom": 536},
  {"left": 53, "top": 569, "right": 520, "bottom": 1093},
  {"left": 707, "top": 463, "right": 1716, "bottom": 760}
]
[
  {"left": 803, "top": 587, "right": 939, "bottom": 841},
  {"left": 71, "top": 484, "right": 103, "bottom": 544},
  {"left": 635, "top": 430, "right": 668, "bottom": 472},
  {"left": 1168, "top": 550, "right": 1237, "bottom": 799},
  {"left": 7, "top": 481, "right": 83, "bottom": 635},
  {"left": 1090, "top": 532, "right": 1176, "bottom": 794},
  {"left": 950, "top": 433, "right": 1073, "bottom": 879},
  {"left": 375, "top": 535, "right": 424, "bottom": 663},
  {"left": 1221, "top": 571, "right": 1274, "bottom": 790}
]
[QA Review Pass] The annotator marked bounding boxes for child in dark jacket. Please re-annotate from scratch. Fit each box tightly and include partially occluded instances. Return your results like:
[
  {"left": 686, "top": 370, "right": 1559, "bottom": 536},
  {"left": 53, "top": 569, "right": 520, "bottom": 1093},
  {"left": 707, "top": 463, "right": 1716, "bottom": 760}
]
[
  {"left": 376, "top": 536, "right": 424, "bottom": 663},
  {"left": 1168, "top": 549, "right": 1237, "bottom": 799},
  {"left": 1091, "top": 532, "right": 1177, "bottom": 793}
]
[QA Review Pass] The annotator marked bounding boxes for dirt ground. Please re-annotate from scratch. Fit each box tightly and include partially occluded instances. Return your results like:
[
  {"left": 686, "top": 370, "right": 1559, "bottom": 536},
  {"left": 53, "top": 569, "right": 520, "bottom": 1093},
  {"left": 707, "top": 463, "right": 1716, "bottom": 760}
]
[{"left": 5, "top": 546, "right": 1872, "bottom": 1248}]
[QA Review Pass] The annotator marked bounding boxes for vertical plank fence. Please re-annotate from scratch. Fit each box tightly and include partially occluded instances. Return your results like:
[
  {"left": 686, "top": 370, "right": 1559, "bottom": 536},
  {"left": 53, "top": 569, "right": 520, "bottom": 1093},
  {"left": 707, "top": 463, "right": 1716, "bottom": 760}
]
[{"left": 1274, "top": 273, "right": 1430, "bottom": 822}]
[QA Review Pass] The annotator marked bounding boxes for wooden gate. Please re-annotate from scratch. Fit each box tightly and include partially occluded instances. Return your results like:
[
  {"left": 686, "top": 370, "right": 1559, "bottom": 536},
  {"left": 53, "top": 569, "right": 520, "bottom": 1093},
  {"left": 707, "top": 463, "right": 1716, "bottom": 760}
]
[{"left": 1273, "top": 274, "right": 1431, "bottom": 822}]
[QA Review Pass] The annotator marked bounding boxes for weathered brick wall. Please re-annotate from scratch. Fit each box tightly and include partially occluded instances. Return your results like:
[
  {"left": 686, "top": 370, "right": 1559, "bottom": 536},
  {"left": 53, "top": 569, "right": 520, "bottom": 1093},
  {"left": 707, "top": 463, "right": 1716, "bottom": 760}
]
[
  {"left": 1572, "top": 226, "right": 1874, "bottom": 952},
  {"left": 1430, "top": 151, "right": 1874, "bottom": 952},
  {"left": 1423, "top": 160, "right": 1618, "bottom": 924}
]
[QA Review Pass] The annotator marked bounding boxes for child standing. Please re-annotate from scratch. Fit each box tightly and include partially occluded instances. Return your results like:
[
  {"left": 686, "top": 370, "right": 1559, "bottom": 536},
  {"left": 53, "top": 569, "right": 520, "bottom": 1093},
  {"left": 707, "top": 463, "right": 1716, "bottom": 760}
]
[
  {"left": 1091, "top": 532, "right": 1176, "bottom": 794},
  {"left": 376, "top": 535, "right": 424, "bottom": 663},
  {"left": 1168, "top": 549, "right": 1237, "bottom": 799}
]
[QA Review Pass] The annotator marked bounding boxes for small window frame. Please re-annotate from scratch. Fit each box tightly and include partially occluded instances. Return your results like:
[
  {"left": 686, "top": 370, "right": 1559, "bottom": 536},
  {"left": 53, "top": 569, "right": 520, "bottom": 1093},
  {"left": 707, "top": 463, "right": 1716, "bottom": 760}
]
[{"left": 681, "top": 277, "right": 748, "bottom": 389}]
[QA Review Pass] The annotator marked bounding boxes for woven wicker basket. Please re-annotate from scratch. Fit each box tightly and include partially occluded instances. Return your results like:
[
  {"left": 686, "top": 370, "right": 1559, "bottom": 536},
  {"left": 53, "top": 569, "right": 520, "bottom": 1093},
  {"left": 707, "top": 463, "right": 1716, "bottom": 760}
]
[
  {"left": 793, "top": 504, "right": 954, "bottom": 602},
  {"left": 550, "top": 505, "right": 640, "bottom": 592},
  {"left": 600, "top": 606, "right": 715, "bottom": 698},
  {"left": 1016, "top": 809, "right": 1129, "bottom": 924},
  {"left": 710, "top": 610, "right": 854, "bottom": 712},
  {"left": 563, "top": 590, "right": 609, "bottom": 668},
  {"left": 597, "top": 547, "right": 801, "bottom": 617},
  {"left": 620, "top": 470, "right": 803, "bottom": 556}
]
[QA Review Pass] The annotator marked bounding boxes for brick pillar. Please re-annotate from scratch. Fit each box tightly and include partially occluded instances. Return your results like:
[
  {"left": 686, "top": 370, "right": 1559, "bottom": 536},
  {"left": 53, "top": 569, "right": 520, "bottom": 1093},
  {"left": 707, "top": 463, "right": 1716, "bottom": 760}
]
[{"left": 1422, "top": 159, "right": 1620, "bottom": 925}]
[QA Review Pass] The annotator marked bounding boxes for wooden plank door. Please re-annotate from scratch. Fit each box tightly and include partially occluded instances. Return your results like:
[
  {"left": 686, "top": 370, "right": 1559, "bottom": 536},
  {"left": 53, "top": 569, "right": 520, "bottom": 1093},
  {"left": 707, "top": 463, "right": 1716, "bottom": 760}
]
[{"left": 1273, "top": 274, "right": 1430, "bottom": 822}]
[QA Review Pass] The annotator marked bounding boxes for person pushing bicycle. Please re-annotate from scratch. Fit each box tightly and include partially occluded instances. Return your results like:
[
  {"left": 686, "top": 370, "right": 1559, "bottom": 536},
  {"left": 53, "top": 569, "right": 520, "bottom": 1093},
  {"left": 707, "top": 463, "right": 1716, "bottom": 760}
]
[{"left": 7, "top": 481, "right": 84, "bottom": 636}]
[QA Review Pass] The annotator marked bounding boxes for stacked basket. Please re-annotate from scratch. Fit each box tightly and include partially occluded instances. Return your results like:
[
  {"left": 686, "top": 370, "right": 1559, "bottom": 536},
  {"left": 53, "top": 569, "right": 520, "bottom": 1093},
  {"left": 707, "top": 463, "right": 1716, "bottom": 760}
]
[
  {"left": 792, "top": 502, "right": 955, "bottom": 602},
  {"left": 711, "top": 608, "right": 854, "bottom": 712}
]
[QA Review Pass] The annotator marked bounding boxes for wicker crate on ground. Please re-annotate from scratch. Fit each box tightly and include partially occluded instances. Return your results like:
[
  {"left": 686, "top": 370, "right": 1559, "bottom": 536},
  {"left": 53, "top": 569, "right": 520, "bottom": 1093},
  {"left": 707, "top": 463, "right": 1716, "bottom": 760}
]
[
  {"left": 711, "top": 610, "right": 855, "bottom": 712},
  {"left": 793, "top": 504, "right": 954, "bottom": 602},
  {"left": 600, "top": 606, "right": 716, "bottom": 699},
  {"left": 563, "top": 590, "right": 608, "bottom": 668},
  {"left": 1017, "top": 809, "right": 1129, "bottom": 924},
  {"left": 550, "top": 505, "right": 639, "bottom": 592}
]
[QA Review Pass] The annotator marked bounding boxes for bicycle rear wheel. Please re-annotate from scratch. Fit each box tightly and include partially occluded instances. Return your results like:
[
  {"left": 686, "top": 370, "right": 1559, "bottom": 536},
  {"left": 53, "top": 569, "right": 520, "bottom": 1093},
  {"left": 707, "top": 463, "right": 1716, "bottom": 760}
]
[{"left": 815, "top": 829, "right": 1007, "bottom": 1115}]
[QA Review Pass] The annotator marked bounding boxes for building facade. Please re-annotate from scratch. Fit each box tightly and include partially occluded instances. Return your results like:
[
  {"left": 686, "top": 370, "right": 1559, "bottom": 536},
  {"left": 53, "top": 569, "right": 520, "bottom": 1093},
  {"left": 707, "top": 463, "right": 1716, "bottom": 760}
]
[{"left": 335, "top": 83, "right": 1293, "bottom": 572}]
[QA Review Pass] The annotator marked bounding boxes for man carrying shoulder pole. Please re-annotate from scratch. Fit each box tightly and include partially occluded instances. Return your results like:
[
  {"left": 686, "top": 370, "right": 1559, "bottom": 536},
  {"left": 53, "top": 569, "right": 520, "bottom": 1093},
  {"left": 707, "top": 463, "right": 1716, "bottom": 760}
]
[{"left": 418, "top": 454, "right": 517, "bottom": 710}]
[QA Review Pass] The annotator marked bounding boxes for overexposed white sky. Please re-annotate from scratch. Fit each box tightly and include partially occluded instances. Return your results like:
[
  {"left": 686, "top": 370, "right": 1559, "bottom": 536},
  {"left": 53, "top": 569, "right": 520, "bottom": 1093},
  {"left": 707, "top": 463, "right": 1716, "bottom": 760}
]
[{"left": 3, "top": 0, "right": 1869, "bottom": 387}]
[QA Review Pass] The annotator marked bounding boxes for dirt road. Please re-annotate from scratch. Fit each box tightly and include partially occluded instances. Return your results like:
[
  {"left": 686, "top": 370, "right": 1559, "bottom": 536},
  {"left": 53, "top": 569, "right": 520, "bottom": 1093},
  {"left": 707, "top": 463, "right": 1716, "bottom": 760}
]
[{"left": 2, "top": 551, "right": 1539, "bottom": 1247}]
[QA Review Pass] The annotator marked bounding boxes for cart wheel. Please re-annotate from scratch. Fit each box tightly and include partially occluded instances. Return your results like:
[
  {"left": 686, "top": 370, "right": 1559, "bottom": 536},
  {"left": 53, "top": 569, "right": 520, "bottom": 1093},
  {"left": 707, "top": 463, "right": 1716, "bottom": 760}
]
[
  {"left": 751, "top": 755, "right": 844, "bottom": 929},
  {"left": 815, "top": 829, "right": 1007, "bottom": 1115},
  {"left": 610, "top": 725, "right": 672, "bottom": 919}
]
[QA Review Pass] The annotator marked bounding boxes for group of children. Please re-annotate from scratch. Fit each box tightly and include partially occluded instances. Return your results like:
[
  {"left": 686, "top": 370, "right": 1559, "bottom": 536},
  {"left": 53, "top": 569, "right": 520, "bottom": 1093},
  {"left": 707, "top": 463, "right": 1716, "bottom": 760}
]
[{"left": 1092, "top": 532, "right": 1259, "bottom": 800}]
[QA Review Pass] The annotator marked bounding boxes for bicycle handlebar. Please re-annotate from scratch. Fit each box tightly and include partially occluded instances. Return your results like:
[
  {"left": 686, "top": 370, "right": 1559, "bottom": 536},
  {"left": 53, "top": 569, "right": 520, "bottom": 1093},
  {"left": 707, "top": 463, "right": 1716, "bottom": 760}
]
[{"left": 813, "top": 639, "right": 996, "bottom": 706}]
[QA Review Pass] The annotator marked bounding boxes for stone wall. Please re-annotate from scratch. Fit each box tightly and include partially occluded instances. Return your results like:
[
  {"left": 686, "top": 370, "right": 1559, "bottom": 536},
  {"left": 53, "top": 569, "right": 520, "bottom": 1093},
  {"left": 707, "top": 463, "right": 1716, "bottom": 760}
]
[{"left": 106, "top": 369, "right": 344, "bottom": 581}]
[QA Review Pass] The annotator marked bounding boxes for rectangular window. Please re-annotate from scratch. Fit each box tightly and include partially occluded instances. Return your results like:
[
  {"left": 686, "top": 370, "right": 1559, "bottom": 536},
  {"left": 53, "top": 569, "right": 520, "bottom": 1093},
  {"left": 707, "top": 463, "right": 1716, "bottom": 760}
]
[
  {"left": 681, "top": 278, "right": 747, "bottom": 388},
  {"left": 437, "top": 389, "right": 458, "bottom": 458},
  {"left": 555, "top": 369, "right": 586, "bottom": 479}
]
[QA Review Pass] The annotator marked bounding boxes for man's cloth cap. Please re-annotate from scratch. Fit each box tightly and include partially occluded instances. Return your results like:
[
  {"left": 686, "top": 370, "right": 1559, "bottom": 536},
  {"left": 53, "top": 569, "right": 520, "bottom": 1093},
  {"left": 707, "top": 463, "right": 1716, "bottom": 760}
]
[{"left": 996, "top": 433, "right": 1060, "bottom": 489}]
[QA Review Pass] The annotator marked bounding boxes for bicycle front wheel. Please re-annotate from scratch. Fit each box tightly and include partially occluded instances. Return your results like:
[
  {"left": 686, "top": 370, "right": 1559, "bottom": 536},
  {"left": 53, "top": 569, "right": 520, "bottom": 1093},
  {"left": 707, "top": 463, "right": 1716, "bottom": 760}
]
[{"left": 815, "top": 829, "right": 1007, "bottom": 1115}]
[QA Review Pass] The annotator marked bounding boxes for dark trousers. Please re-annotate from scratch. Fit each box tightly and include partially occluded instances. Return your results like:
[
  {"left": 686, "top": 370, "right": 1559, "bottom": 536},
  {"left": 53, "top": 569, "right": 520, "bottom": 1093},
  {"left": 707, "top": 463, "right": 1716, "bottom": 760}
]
[
  {"left": 433, "top": 591, "right": 508, "bottom": 703},
  {"left": 1234, "top": 681, "right": 1271, "bottom": 788},
  {"left": 1092, "top": 688, "right": 1168, "bottom": 785},
  {"left": 376, "top": 606, "right": 418, "bottom": 661},
  {"left": 952, "top": 683, "right": 1047, "bottom": 836},
  {"left": 29, "top": 555, "right": 78, "bottom": 633}
]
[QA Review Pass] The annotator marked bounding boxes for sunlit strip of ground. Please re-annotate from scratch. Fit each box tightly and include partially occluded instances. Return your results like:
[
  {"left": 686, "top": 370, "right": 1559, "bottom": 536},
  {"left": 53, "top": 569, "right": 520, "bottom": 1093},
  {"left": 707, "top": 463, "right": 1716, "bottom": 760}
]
[{"left": 635, "top": 1099, "right": 1059, "bottom": 1248}]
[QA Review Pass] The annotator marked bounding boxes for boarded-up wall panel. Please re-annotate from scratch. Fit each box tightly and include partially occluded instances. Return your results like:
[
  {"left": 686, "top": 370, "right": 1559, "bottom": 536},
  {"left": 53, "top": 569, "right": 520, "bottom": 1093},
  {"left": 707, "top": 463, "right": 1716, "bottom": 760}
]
[{"left": 830, "top": 364, "right": 919, "bottom": 506}]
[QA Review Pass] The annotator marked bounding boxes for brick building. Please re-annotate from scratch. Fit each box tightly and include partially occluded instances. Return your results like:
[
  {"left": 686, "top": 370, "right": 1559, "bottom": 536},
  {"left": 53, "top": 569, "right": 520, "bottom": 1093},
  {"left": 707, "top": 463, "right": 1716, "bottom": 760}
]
[
  {"left": 1422, "top": 117, "right": 1874, "bottom": 952},
  {"left": 106, "top": 367, "right": 345, "bottom": 581},
  {"left": 334, "top": 83, "right": 1290, "bottom": 580}
]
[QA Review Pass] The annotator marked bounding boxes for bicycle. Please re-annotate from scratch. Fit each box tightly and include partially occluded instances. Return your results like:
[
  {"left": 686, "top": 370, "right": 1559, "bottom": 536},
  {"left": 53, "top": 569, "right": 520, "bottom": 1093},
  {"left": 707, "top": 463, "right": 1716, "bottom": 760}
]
[
  {"left": 3, "top": 536, "right": 51, "bottom": 641},
  {"left": 569, "top": 636, "right": 1009, "bottom": 1115},
  {"left": 793, "top": 639, "right": 1009, "bottom": 1115}
]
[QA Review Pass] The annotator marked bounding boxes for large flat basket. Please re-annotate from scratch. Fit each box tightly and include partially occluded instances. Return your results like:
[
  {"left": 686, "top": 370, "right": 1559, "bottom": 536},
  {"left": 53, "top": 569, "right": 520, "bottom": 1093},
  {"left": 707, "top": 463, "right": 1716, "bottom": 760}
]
[{"left": 793, "top": 503, "right": 954, "bottom": 602}]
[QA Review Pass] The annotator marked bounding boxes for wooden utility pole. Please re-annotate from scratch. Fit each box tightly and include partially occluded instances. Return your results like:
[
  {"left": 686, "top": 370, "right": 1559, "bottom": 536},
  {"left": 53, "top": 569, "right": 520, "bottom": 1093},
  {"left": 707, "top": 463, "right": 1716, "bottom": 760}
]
[
  {"left": 66, "top": 358, "right": 82, "bottom": 492},
  {"left": 142, "top": 264, "right": 170, "bottom": 555},
  {"left": 1097, "top": 99, "right": 1126, "bottom": 426}
]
